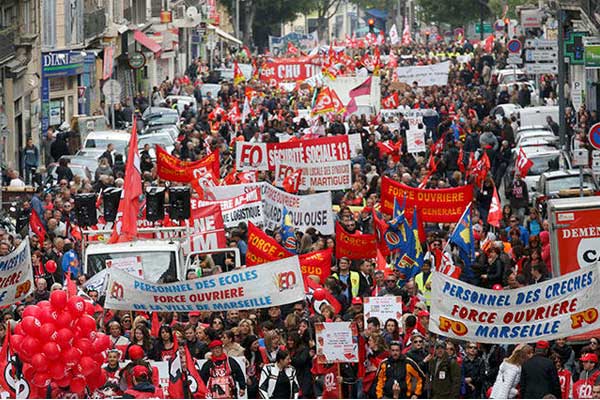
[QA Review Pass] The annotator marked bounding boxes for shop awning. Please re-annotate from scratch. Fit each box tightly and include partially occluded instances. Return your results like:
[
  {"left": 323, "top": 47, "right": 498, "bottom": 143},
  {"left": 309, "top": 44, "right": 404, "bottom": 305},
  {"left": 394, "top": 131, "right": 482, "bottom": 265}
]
[
  {"left": 208, "top": 25, "right": 242, "bottom": 45},
  {"left": 133, "top": 30, "right": 162, "bottom": 54}
]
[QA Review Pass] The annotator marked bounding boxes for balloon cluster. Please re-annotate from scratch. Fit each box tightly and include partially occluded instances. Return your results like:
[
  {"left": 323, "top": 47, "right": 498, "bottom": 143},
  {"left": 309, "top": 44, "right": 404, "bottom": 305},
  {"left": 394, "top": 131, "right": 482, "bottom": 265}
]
[{"left": 10, "top": 290, "right": 110, "bottom": 392}]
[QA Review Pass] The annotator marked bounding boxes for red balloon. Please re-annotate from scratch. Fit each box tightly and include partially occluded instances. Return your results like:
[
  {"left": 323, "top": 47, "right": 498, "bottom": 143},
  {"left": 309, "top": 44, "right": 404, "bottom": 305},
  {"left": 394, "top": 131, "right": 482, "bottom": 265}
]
[
  {"left": 42, "top": 342, "right": 61, "bottom": 361},
  {"left": 50, "top": 290, "right": 68, "bottom": 311},
  {"left": 67, "top": 296, "right": 86, "bottom": 317},
  {"left": 93, "top": 336, "right": 109, "bottom": 353},
  {"left": 313, "top": 288, "right": 327, "bottom": 301},
  {"left": 32, "top": 372, "right": 51, "bottom": 388},
  {"left": 97, "top": 333, "right": 111, "bottom": 350},
  {"left": 21, "top": 316, "right": 42, "bottom": 337},
  {"left": 70, "top": 375, "right": 86, "bottom": 393},
  {"left": 56, "top": 311, "right": 74, "bottom": 328},
  {"left": 56, "top": 328, "right": 74, "bottom": 348},
  {"left": 37, "top": 300, "right": 51, "bottom": 309},
  {"left": 9, "top": 334, "right": 24, "bottom": 353},
  {"left": 39, "top": 322, "right": 57, "bottom": 342},
  {"left": 39, "top": 308, "right": 58, "bottom": 325},
  {"left": 31, "top": 353, "right": 48, "bottom": 372},
  {"left": 55, "top": 375, "right": 71, "bottom": 388},
  {"left": 45, "top": 260, "right": 57, "bottom": 273},
  {"left": 87, "top": 369, "right": 107, "bottom": 391},
  {"left": 92, "top": 352, "right": 105, "bottom": 365},
  {"left": 22, "top": 305, "right": 42, "bottom": 320},
  {"left": 22, "top": 363, "right": 34, "bottom": 381},
  {"left": 84, "top": 301, "right": 95, "bottom": 316},
  {"left": 62, "top": 347, "right": 82, "bottom": 367},
  {"left": 14, "top": 323, "right": 24, "bottom": 336},
  {"left": 76, "top": 315, "right": 96, "bottom": 337},
  {"left": 48, "top": 361, "right": 67, "bottom": 380},
  {"left": 21, "top": 337, "right": 41, "bottom": 356},
  {"left": 80, "top": 356, "right": 98, "bottom": 377},
  {"left": 75, "top": 338, "right": 92, "bottom": 354},
  {"left": 492, "top": 284, "right": 503, "bottom": 291}
]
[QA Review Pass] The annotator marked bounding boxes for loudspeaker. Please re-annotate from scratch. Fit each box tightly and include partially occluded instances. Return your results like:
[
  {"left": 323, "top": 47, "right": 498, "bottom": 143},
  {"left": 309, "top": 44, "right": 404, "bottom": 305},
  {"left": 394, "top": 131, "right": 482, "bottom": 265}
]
[
  {"left": 146, "top": 187, "right": 166, "bottom": 222},
  {"left": 168, "top": 186, "right": 191, "bottom": 220},
  {"left": 74, "top": 193, "right": 98, "bottom": 227},
  {"left": 102, "top": 187, "right": 122, "bottom": 222}
]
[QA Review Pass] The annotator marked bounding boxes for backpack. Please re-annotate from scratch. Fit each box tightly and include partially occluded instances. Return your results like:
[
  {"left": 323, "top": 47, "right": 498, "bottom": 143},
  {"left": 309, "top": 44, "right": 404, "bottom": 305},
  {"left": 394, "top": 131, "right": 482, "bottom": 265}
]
[{"left": 206, "top": 359, "right": 235, "bottom": 399}]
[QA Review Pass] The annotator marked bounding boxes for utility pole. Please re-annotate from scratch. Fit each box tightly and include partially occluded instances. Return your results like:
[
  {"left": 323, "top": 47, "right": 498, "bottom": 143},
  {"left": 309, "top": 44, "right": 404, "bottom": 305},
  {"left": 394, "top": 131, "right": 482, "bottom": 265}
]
[
  {"left": 557, "top": 8, "right": 566, "bottom": 149},
  {"left": 479, "top": 1, "right": 484, "bottom": 40}
]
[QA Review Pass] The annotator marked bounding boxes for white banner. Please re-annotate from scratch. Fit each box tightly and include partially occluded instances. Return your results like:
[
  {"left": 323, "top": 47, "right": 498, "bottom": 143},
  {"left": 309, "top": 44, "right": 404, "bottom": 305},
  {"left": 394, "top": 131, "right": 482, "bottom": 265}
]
[
  {"left": 206, "top": 182, "right": 335, "bottom": 235},
  {"left": 315, "top": 322, "right": 359, "bottom": 363},
  {"left": 104, "top": 257, "right": 305, "bottom": 311},
  {"left": 192, "top": 188, "right": 264, "bottom": 228},
  {"left": 396, "top": 61, "right": 451, "bottom": 87},
  {"left": 0, "top": 240, "right": 33, "bottom": 307},
  {"left": 430, "top": 266, "right": 600, "bottom": 344},
  {"left": 106, "top": 256, "right": 143, "bottom": 278},
  {"left": 363, "top": 297, "right": 403, "bottom": 327},
  {"left": 406, "top": 127, "right": 426, "bottom": 154}
]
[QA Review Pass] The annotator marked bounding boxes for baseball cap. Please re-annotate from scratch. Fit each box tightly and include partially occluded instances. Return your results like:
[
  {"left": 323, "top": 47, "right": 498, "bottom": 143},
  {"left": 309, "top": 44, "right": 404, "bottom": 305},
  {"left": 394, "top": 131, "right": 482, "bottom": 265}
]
[
  {"left": 536, "top": 340, "right": 550, "bottom": 350},
  {"left": 132, "top": 365, "right": 150, "bottom": 379},
  {"left": 351, "top": 297, "right": 363, "bottom": 305},
  {"left": 189, "top": 311, "right": 201, "bottom": 317},
  {"left": 208, "top": 339, "right": 223, "bottom": 349},
  {"left": 417, "top": 310, "right": 430, "bottom": 318},
  {"left": 581, "top": 353, "right": 599, "bottom": 363}
]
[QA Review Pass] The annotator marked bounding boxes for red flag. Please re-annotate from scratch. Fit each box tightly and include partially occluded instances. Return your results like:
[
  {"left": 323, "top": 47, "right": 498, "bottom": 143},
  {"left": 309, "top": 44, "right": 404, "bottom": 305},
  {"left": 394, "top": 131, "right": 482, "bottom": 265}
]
[
  {"left": 246, "top": 222, "right": 292, "bottom": 266},
  {"left": 458, "top": 148, "right": 466, "bottom": 173},
  {"left": 515, "top": 148, "right": 534, "bottom": 177},
  {"left": 282, "top": 168, "right": 302, "bottom": 193},
  {"left": 168, "top": 339, "right": 185, "bottom": 399},
  {"left": 185, "top": 345, "right": 207, "bottom": 398},
  {"left": 29, "top": 208, "right": 46, "bottom": 243},
  {"left": 488, "top": 183, "right": 502, "bottom": 228},
  {"left": 431, "top": 135, "right": 445, "bottom": 156},
  {"left": 233, "top": 61, "right": 245, "bottom": 85},
  {"left": 242, "top": 45, "right": 252, "bottom": 60},
  {"left": 109, "top": 119, "right": 142, "bottom": 243},
  {"left": 381, "top": 92, "right": 399, "bottom": 109},
  {"left": 335, "top": 222, "right": 377, "bottom": 260},
  {"left": 0, "top": 328, "right": 15, "bottom": 398},
  {"left": 306, "top": 279, "right": 342, "bottom": 315},
  {"left": 287, "top": 41, "right": 300, "bottom": 56},
  {"left": 484, "top": 34, "right": 495, "bottom": 53},
  {"left": 344, "top": 97, "right": 358, "bottom": 117},
  {"left": 151, "top": 312, "right": 160, "bottom": 338},
  {"left": 66, "top": 272, "right": 77, "bottom": 298},
  {"left": 372, "top": 210, "right": 391, "bottom": 257},
  {"left": 349, "top": 76, "right": 372, "bottom": 98},
  {"left": 311, "top": 87, "right": 335, "bottom": 115}
]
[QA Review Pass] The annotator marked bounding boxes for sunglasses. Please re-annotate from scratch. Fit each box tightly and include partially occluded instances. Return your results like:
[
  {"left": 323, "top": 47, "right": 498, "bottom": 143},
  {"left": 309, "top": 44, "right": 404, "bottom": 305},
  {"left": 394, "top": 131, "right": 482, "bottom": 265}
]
[
  {"left": 413, "top": 340, "right": 423, "bottom": 343},
  {"left": 468, "top": 346, "right": 477, "bottom": 349}
]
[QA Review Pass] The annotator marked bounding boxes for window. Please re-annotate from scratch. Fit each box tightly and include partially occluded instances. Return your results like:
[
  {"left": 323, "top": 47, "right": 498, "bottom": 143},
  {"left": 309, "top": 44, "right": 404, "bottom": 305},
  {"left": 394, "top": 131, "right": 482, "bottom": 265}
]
[
  {"left": 42, "top": 0, "right": 56, "bottom": 48},
  {"left": 1, "top": 5, "right": 17, "bottom": 29}
]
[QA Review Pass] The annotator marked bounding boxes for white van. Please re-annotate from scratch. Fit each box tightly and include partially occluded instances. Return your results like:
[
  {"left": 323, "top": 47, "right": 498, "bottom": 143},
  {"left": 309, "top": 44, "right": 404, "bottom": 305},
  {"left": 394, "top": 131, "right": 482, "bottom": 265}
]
[
  {"left": 82, "top": 130, "right": 131, "bottom": 157},
  {"left": 518, "top": 106, "right": 559, "bottom": 129}
]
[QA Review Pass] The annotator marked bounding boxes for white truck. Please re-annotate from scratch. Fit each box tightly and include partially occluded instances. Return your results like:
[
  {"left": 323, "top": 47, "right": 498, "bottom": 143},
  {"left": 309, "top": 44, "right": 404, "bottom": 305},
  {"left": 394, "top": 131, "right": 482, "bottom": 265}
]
[{"left": 82, "top": 226, "right": 241, "bottom": 284}]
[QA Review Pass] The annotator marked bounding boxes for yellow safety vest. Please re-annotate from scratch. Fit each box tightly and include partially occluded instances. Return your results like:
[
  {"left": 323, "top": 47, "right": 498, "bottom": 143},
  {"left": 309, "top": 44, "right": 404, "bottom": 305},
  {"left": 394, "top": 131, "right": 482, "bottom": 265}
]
[
  {"left": 333, "top": 271, "right": 360, "bottom": 298},
  {"left": 414, "top": 271, "right": 432, "bottom": 306}
]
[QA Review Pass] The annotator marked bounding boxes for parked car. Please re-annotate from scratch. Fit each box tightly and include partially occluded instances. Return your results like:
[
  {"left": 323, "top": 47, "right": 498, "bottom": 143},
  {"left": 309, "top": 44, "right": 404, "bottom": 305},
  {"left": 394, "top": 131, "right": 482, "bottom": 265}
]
[
  {"left": 142, "top": 107, "right": 180, "bottom": 128},
  {"left": 533, "top": 169, "right": 600, "bottom": 216},
  {"left": 490, "top": 104, "right": 521, "bottom": 121},
  {"left": 142, "top": 125, "right": 180, "bottom": 141},
  {"left": 165, "top": 95, "right": 198, "bottom": 114},
  {"left": 47, "top": 162, "right": 92, "bottom": 183},
  {"left": 82, "top": 130, "right": 130, "bottom": 158},
  {"left": 504, "top": 146, "right": 571, "bottom": 204},
  {"left": 137, "top": 132, "right": 175, "bottom": 160},
  {"left": 515, "top": 130, "right": 559, "bottom": 148}
]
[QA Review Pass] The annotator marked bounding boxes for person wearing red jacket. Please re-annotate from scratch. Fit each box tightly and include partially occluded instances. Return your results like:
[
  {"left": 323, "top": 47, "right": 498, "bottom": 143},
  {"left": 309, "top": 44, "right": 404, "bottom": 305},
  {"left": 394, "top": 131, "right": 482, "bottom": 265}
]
[
  {"left": 122, "top": 365, "right": 165, "bottom": 399},
  {"left": 363, "top": 332, "right": 389, "bottom": 397},
  {"left": 551, "top": 352, "right": 573, "bottom": 399},
  {"left": 573, "top": 353, "right": 600, "bottom": 399}
]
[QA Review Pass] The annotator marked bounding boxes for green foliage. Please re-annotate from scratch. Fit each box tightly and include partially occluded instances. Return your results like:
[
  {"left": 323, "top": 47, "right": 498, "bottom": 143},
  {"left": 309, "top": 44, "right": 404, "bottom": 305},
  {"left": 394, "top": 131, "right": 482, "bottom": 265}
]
[
  {"left": 488, "top": 0, "right": 535, "bottom": 19},
  {"left": 416, "top": 0, "right": 491, "bottom": 27}
]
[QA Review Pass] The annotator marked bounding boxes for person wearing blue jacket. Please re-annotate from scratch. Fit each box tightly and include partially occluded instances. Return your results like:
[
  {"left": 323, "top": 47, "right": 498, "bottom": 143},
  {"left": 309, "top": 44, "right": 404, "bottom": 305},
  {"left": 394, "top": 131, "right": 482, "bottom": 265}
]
[{"left": 21, "top": 137, "right": 39, "bottom": 184}]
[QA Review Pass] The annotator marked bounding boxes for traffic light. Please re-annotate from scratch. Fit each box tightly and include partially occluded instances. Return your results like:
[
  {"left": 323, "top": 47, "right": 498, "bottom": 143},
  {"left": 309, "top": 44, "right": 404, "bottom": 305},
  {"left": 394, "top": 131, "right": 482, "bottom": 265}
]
[{"left": 368, "top": 18, "right": 375, "bottom": 33}]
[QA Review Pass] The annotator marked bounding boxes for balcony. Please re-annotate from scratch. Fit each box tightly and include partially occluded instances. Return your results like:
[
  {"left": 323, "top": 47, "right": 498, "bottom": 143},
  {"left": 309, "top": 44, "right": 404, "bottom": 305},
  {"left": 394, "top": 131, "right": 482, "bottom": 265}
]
[
  {"left": 84, "top": 8, "right": 107, "bottom": 40},
  {"left": 0, "top": 26, "right": 16, "bottom": 64}
]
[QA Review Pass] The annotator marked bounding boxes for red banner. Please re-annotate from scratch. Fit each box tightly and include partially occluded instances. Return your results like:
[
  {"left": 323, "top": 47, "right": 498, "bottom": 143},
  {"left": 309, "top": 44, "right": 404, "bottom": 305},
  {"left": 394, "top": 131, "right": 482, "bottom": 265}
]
[
  {"left": 246, "top": 222, "right": 292, "bottom": 266},
  {"left": 380, "top": 177, "right": 473, "bottom": 223},
  {"left": 187, "top": 204, "right": 227, "bottom": 252},
  {"left": 155, "top": 145, "right": 220, "bottom": 183},
  {"left": 335, "top": 222, "right": 377, "bottom": 260},
  {"left": 247, "top": 222, "right": 332, "bottom": 286},
  {"left": 259, "top": 58, "right": 321, "bottom": 85}
]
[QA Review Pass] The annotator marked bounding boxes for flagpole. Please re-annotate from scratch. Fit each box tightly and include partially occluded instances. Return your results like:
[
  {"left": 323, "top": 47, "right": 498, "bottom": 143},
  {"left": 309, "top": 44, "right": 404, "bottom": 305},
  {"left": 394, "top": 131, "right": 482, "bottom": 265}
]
[{"left": 442, "top": 201, "right": 472, "bottom": 255}]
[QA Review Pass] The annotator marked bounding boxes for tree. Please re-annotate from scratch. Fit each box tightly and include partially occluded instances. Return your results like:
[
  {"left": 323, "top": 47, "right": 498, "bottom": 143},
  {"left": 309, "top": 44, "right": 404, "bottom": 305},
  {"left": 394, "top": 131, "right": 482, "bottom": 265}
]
[
  {"left": 416, "top": 0, "right": 491, "bottom": 27},
  {"left": 488, "top": 0, "right": 535, "bottom": 19},
  {"left": 305, "top": 0, "right": 344, "bottom": 42}
]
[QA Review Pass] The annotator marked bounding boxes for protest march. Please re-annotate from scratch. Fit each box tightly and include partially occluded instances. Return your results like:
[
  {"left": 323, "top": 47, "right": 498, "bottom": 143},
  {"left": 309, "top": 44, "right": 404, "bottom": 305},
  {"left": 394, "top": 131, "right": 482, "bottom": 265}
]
[{"left": 2, "top": 6, "right": 600, "bottom": 400}]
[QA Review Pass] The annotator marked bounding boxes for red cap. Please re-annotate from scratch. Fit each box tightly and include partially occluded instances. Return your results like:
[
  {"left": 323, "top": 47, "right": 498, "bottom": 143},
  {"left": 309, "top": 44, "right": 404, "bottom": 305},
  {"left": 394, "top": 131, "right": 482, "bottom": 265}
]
[
  {"left": 417, "top": 310, "right": 430, "bottom": 318},
  {"left": 132, "top": 365, "right": 150, "bottom": 379},
  {"left": 208, "top": 339, "right": 223, "bottom": 349},
  {"left": 536, "top": 340, "right": 550, "bottom": 350},
  {"left": 581, "top": 353, "right": 599, "bottom": 363},
  {"left": 128, "top": 345, "right": 145, "bottom": 361},
  {"left": 189, "top": 311, "right": 201, "bottom": 317},
  {"left": 351, "top": 297, "right": 363, "bottom": 305}
]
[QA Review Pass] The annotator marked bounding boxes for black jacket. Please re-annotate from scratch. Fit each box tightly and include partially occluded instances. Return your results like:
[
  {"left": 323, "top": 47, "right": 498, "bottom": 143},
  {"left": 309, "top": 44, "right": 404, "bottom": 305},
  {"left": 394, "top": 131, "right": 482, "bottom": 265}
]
[
  {"left": 462, "top": 356, "right": 485, "bottom": 398},
  {"left": 520, "top": 354, "right": 561, "bottom": 399}
]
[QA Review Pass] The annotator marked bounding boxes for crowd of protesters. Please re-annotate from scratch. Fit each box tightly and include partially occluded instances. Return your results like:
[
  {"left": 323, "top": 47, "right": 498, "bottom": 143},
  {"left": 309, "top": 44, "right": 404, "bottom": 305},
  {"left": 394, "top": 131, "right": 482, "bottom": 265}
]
[{"left": 1, "top": 33, "right": 600, "bottom": 399}]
